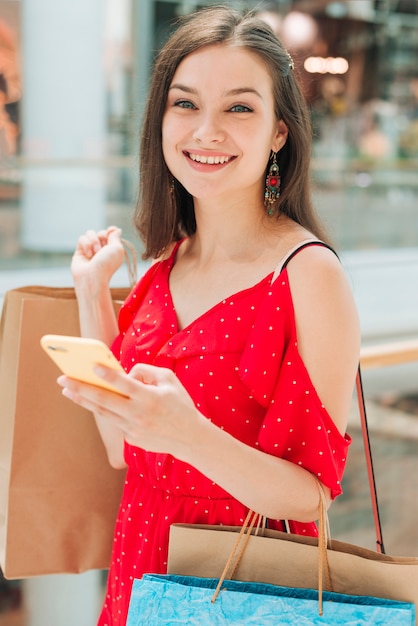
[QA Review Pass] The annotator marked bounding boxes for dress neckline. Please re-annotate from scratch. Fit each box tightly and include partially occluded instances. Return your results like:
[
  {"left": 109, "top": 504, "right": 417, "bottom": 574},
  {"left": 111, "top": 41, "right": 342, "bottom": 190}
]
[
  {"left": 161, "top": 240, "right": 276, "bottom": 334},
  {"left": 160, "top": 237, "right": 330, "bottom": 334}
]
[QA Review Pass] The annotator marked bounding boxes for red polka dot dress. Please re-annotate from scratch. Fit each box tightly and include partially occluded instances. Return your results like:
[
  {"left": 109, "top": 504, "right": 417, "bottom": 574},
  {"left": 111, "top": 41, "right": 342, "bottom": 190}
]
[{"left": 97, "top": 240, "right": 351, "bottom": 626}]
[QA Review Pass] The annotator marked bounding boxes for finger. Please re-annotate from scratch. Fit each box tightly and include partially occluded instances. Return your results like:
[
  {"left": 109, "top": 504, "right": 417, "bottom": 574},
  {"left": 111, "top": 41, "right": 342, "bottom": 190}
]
[
  {"left": 60, "top": 383, "right": 127, "bottom": 427},
  {"left": 105, "top": 229, "right": 124, "bottom": 257},
  {"left": 58, "top": 373, "right": 131, "bottom": 410},
  {"left": 93, "top": 229, "right": 112, "bottom": 248},
  {"left": 78, "top": 231, "right": 102, "bottom": 256},
  {"left": 107, "top": 226, "right": 122, "bottom": 241},
  {"left": 128, "top": 363, "right": 172, "bottom": 386},
  {"left": 92, "top": 364, "right": 145, "bottom": 397}
]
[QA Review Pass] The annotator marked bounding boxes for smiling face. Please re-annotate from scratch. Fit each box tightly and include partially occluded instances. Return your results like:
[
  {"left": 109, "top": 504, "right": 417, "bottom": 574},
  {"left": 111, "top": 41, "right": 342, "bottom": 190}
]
[{"left": 162, "top": 43, "right": 288, "bottom": 209}]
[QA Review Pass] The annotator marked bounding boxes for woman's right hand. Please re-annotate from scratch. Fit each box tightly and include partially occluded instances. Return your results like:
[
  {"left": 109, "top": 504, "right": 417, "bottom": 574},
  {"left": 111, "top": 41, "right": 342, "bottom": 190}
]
[{"left": 71, "top": 226, "right": 125, "bottom": 290}]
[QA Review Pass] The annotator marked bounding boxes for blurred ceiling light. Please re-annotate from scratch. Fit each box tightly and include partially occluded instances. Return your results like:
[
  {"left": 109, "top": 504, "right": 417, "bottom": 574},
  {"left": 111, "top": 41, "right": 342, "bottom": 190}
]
[
  {"left": 326, "top": 0, "right": 375, "bottom": 21},
  {"left": 347, "top": 0, "right": 374, "bottom": 21},
  {"left": 281, "top": 11, "right": 318, "bottom": 48},
  {"left": 325, "top": 2, "right": 348, "bottom": 19},
  {"left": 304, "top": 56, "right": 349, "bottom": 74},
  {"left": 256, "top": 11, "right": 282, "bottom": 36}
]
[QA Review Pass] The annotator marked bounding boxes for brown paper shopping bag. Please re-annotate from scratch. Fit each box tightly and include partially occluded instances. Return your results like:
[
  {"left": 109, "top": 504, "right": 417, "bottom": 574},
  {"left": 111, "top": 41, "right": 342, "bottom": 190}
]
[{"left": 0, "top": 285, "right": 129, "bottom": 579}]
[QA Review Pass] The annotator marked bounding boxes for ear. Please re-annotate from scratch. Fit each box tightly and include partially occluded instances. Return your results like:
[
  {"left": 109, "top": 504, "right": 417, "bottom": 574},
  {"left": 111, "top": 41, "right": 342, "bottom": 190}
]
[{"left": 272, "top": 119, "right": 288, "bottom": 153}]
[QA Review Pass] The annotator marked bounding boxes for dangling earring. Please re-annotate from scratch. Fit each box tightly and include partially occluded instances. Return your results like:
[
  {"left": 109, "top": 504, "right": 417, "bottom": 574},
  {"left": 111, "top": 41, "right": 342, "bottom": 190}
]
[
  {"left": 169, "top": 176, "right": 175, "bottom": 194},
  {"left": 264, "top": 152, "right": 281, "bottom": 216}
]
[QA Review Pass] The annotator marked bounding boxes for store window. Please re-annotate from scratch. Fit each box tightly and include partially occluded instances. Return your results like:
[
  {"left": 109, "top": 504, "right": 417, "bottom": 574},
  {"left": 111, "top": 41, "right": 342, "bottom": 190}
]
[
  {"left": 251, "top": 0, "right": 418, "bottom": 250},
  {"left": 0, "top": 0, "right": 138, "bottom": 266}
]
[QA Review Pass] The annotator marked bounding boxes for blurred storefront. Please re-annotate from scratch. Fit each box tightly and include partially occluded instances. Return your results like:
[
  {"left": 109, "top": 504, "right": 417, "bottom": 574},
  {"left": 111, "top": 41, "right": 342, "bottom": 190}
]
[
  {"left": 0, "top": 1, "right": 417, "bottom": 624},
  {"left": 0, "top": 0, "right": 417, "bottom": 260}
]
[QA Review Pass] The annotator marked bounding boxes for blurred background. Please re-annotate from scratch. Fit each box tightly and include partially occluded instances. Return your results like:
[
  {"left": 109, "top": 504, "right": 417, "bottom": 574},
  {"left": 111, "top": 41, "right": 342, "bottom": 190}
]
[
  {"left": 2, "top": 0, "right": 418, "bottom": 259},
  {"left": 0, "top": 1, "right": 417, "bottom": 624}
]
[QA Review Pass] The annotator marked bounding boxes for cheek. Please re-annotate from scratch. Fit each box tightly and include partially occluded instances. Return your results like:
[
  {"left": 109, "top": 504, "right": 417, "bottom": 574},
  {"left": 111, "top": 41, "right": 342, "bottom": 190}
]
[
  {"left": 162, "top": 114, "right": 183, "bottom": 149},
  {"left": 161, "top": 119, "right": 175, "bottom": 165}
]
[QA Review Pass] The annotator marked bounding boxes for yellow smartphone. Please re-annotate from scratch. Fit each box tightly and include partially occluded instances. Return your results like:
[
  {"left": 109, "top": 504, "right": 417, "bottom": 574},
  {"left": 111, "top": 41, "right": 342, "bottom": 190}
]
[{"left": 40, "top": 334, "right": 126, "bottom": 396}]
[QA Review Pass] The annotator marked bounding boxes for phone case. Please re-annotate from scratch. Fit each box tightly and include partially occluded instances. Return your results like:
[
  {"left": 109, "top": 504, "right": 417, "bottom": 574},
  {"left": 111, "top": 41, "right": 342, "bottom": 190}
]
[{"left": 40, "top": 334, "right": 126, "bottom": 395}]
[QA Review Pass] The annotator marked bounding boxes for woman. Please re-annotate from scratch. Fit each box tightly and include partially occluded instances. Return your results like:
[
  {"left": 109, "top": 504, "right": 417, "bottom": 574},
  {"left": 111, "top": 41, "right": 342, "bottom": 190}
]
[{"left": 59, "top": 6, "right": 360, "bottom": 625}]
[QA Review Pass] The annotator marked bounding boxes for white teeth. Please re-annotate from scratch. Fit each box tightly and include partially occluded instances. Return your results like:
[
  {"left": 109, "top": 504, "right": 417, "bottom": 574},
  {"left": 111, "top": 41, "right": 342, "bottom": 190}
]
[{"left": 189, "top": 153, "right": 231, "bottom": 164}]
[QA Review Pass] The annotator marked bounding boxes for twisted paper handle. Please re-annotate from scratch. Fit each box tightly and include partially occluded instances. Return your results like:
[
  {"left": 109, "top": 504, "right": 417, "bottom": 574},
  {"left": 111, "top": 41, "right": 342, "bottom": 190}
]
[
  {"left": 317, "top": 481, "right": 333, "bottom": 614},
  {"left": 211, "top": 480, "right": 333, "bottom": 616},
  {"left": 211, "top": 509, "right": 259, "bottom": 603},
  {"left": 121, "top": 238, "right": 138, "bottom": 288}
]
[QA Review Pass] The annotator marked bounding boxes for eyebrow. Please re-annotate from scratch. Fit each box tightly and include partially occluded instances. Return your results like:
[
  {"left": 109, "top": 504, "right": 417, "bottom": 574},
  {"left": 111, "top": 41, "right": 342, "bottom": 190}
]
[
  {"left": 226, "top": 87, "right": 263, "bottom": 99},
  {"left": 169, "top": 84, "right": 263, "bottom": 99}
]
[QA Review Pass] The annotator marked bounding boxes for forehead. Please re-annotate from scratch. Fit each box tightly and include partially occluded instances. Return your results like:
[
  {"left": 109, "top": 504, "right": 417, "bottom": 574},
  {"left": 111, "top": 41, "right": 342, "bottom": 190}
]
[{"left": 171, "top": 43, "right": 273, "bottom": 90}]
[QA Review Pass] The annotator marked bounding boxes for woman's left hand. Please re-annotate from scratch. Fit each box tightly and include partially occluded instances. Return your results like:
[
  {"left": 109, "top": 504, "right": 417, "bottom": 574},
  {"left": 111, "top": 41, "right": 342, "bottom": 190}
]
[{"left": 58, "top": 363, "right": 201, "bottom": 458}]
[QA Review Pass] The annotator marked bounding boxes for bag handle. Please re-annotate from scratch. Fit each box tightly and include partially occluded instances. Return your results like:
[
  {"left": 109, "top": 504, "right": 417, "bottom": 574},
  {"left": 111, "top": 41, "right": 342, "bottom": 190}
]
[
  {"left": 121, "top": 238, "right": 138, "bottom": 288},
  {"left": 211, "top": 482, "right": 332, "bottom": 615},
  {"left": 356, "top": 366, "right": 385, "bottom": 554},
  {"left": 212, "top": 367, "right": 385, "bottom": 612},
  {"left": 271, "top": 239, "right": 385, "bottom": 554},
  {"left": 272, "top": 238, "right": 385, "bottom": 553}
]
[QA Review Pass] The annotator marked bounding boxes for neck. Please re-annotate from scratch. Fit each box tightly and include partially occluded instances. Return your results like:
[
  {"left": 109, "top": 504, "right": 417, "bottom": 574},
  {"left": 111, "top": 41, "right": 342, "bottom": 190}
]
[{"left": 186, "top": 202, "right": 292, "bottom": 266}]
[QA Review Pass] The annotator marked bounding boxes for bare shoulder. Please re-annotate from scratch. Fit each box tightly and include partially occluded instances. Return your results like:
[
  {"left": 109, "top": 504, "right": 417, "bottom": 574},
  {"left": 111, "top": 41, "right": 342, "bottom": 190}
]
[
  {"left": 285, "top": 243, "right": 358, "bottom": 334},
  {"left": 285, "top": 242, "right": 347, "bottom": 293},
  {"left": 285, "top": 243, "right": 361, "bottom": 434}
]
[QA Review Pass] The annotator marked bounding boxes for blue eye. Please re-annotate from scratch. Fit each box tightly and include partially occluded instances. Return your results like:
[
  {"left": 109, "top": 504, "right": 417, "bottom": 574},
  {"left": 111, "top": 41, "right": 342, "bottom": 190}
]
[
  {"left": 230, "top": 104, "right": 252, "bottom": 113},
  {"left": 174, "top": 100, "right": 196, "bottom": 109}
]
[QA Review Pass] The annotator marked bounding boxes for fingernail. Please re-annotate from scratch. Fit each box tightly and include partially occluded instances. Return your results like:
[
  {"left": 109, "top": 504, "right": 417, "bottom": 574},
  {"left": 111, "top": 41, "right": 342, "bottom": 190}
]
[{"left": 62, "top": 388, "right": 74, "bottom": 400}]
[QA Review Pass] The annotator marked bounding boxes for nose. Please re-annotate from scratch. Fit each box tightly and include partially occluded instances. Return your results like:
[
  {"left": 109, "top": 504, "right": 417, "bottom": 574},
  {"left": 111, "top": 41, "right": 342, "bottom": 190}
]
[{"left": 193, "top": 110, "right": 226, "bottom": 144}]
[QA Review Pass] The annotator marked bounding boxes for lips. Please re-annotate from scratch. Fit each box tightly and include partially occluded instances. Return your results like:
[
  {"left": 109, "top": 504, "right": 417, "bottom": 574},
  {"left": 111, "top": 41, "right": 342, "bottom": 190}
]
[{"left": 186, "top": 152, "right": 234, "bottom": 165}]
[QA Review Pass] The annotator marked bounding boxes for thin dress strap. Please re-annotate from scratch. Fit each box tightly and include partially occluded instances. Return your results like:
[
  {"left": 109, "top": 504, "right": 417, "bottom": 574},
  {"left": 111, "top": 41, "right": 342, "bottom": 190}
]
[{"left": 271, "top": 239, "right": 338, "bottom": 283}]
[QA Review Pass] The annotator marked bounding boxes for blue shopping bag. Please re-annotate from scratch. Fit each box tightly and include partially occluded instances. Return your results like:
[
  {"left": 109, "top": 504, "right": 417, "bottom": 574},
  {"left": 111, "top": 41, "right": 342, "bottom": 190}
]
[{"left": 126, "top": 574, "right": 415, "bottom": 625}]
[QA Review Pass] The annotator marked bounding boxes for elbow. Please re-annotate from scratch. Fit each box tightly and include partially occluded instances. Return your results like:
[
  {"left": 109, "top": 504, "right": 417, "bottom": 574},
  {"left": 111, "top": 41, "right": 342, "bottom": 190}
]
[
  {"left": 297, "top": 482, "right": 332, "bottom": 523},
  {"left": 106, "top": 448, "right": 127, "bottom": 470},
  {"left": 109, "top": 459, "right": 127, "bottom": 469},
  {"left": 108, "top": 455, "right": 127, "bottom": 470},
  {"left": 269, "top": 480, "right": 332, "bottom": 524}
]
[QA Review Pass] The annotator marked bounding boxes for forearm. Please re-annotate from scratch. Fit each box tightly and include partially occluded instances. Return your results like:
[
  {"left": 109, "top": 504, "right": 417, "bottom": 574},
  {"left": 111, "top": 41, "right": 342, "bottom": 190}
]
[
  {"left": 68, "top": 227, "right": 128, "bottom": 466},
  {"left": 75, "top": 277, "right": 119, "bottom": 345},
  {"left": 75, "top": 278, "right": 125, "bottom": 466},
  {"left": 181, "top": 416, "right": 324, "bottom": 522},
  {"left": 82, "top": 363, "right": 326, "bottom": 516},
  {"left": 93, "top": 411, "right": 126, "bottom": 470}
]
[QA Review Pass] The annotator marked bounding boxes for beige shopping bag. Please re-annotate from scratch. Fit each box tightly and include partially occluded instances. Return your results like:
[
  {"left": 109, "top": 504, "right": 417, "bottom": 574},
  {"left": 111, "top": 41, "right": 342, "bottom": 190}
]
[
  {"left": 168, "top": 364, "right": 418, "bottom": 622},
  {"left": 168, "top": 519, "right": 418, "bottom": 620},
  {"left": 0, "top": 285, "right": 129, "bottom": 579}
]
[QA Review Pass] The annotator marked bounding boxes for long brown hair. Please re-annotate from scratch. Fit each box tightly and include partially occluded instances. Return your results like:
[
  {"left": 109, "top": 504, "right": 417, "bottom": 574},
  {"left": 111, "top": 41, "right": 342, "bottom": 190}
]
[{"left": 136, "top": 5, "right": 328, "bottom": 259}]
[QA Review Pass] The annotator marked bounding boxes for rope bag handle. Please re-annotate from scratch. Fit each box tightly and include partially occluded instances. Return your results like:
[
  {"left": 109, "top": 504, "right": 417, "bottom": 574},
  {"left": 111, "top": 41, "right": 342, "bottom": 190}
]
[
  {"left": 356, "top": 366, "right": 385, "bottom": 554},
  {"left": 212, "top": 367, "right": 384, "bottom": 614},
  {"left": 211, "top": 481, "right": 332, "bottom": 615},
  {"left": 273, "top": 240, "right": 385, "bottom": 553},
  {"left": 120, "top": 238, "right": 138, "bottom": 288}
]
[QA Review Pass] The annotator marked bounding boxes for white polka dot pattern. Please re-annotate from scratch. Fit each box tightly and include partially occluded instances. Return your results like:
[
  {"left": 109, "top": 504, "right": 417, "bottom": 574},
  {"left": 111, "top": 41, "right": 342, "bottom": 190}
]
[{"left": 99, "top": 241, "right": 351, "bottom": 626}]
